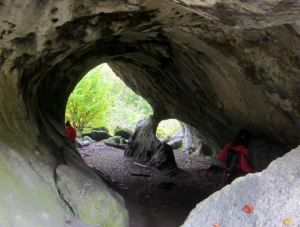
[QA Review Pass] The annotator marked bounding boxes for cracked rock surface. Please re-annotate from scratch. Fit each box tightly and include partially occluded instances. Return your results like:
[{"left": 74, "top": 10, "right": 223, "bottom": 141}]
[
  {"left": 183, "top": 145, "right": 300, "bottom": 227},
  {"left": 0, "top": 0, "right": 300, "bottom": 226}
]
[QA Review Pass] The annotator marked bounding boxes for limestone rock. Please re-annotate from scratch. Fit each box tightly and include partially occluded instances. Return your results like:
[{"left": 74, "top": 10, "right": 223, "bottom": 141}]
[
  {"left": 92, "top": 127, "right": 109, "bottom": 134},
  {"left": 0, "top": 146, "right": 68, "bottom": 227},
  {"left": 182, "top": 146, "right": 300, "bottom": 227},
  {"left": 56, "top": 165, "right": 128, "bottom": 226},
  {"left": 83, "top": 136, "right": 95, "bottom": 143},
  {"left": 83, "top": 131, "right": 112, "bottom": 142},
  {"left": 102, "top": 136, "right": 126, "bottom": 149},
  {"left": 182, "top": 124, "right": 203, "bottom": 154},
  {"left": 0, "top": 0, "right": 300, "bottom": 225},
  {"left": 114, "top": 128, "right": 133, "bottom": 140},
  {"left": 79, "top": 140, "right": 91, "bottom": 147},
  {"left": 167, "top": 137, "right": 182, "bottom": 150},
  {"left": 125, "top": 116, "right": 177, "bottom": 169}
]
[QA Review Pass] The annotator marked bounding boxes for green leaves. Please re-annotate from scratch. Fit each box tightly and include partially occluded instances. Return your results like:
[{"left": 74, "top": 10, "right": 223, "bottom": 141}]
[
  {"left": 156, "top": 119, "right": 181, "bottom": 139},
  {"left": 65, "top": 64, "right": 153, "bottom": 133},
  {"left": 65, "top": 65, "right": 111, "bottom": 132}
]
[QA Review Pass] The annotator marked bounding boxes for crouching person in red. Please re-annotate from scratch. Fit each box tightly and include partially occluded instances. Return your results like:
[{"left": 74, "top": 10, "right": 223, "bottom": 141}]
[
  {"left": 218, "top": 129, "right": 256, "bottom": 185},
  {"left": 65, "top": 121, "right": 77, "bottom": 145}
]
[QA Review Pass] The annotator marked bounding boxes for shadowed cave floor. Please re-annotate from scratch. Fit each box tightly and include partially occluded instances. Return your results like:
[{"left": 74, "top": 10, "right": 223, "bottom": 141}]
[{"left": 78, "top": 143, "right": 222, "bottom": 227}]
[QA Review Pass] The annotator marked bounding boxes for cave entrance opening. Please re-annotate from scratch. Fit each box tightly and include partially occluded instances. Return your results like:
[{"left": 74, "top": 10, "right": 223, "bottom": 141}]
[
  {"left": 63, "top": 64, "right": 222, "bottom": 227},
  {"left": 156, "top": 119, "right": 184, "bottom": 152},
  {"left": 64, "top": 63, "right": 153, "bottom": 143}
]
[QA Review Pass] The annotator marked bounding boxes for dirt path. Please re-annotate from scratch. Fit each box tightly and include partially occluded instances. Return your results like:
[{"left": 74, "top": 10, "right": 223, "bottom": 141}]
[{"left": 78, "top": 142, "right": 222, "bottom": 227}]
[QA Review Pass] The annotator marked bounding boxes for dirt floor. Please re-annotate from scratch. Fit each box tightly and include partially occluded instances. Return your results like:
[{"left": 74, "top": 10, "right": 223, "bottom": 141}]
[{"left": 78, "top": 142, "right": 223, "bottom": 227}]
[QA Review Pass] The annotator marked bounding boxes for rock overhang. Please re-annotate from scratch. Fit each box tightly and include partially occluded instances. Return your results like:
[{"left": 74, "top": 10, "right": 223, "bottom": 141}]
[
  {"left": 0, "top": 0, "right": 299, "bottom": 190},
  {"left": 1, "top": 1, "right": 300, "bottom": 149},
  {"left": 0, "top": 0, "right": 300, "bottom": 225}
]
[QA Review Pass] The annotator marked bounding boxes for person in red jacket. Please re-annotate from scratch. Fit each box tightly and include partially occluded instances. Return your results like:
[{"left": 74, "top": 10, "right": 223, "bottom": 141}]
[
  {"left": 65, "top": 121, "right": 76, "bottom": 144},
  {"left": 218, "top": 129, "right": 256, "bottom": 184}
]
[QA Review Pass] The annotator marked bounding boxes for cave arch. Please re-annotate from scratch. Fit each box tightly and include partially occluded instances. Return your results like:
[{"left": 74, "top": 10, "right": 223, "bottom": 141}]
[
  {"left": 64, "top": 63, "right": 153, "bottom": 135},
  {"left": 1, "top": 1, "right": 300, "bottom": 225}
]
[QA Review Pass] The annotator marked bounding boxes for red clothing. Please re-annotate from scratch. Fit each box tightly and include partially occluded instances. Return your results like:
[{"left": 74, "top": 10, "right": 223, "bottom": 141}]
[
  {"left": 66, "top": 126, "right": 76, "bottom": 142},
  {"left": 218, "top": 142, "right": 255, "bottom": 173}
]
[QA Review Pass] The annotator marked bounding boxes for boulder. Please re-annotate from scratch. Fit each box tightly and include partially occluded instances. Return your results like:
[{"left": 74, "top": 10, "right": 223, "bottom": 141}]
[
  {"left": 82, "top": 136, "right": 94, "bottom": 143},
  {"left": 102, "top": 136, "right": 126, "bottom": 149},
  {"left": 92, "top": 127, "right": 109, "bottom": 134},
  {"left": 114, "top": 128, "right": 133, "bottom": 140},
  {"left": 167, "top": 129, "right": 184, "bottom": 149},
  {"left": 76, "top": 140, "right": 84, "bottom": 148},
  {"left": 167, "top": 137, "right": 182, "bottom": 150},
  {"left": 183, "top": 146, "right": 300, "bottom": 227},
  {"left": 56, "top": 164, "right": 128, "bottom": 226},
  {"left": 79, "top": 140, "right": 91, "bottom": 147},
  {"left": 0, "top": 143, "right": 129, "bottom": 227},
  {"left": 125, "top": 116, "right": 177, "bottom": 170},
  {"left": 83, "top": 131, "right": 111, "bottom": 142},
  {"left": 1, "top": 0, "right": 300, "bottom": 225}
]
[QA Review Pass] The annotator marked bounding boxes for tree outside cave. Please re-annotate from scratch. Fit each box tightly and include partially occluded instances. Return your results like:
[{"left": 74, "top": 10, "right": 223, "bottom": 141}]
[
  {"left": 65, "top": 64, "right": 153, "bottom": 135},
  {"left": 65, "top": 64, "right": 182, "bottom": 139}
]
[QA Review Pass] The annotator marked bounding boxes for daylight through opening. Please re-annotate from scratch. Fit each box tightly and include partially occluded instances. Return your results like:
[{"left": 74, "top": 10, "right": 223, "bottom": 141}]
[
  {"left": 65, "top": 63, "right": 153, "bottom": 139},
  {"left": 63, "top": 64, "right": 223, "bottom": 227}
]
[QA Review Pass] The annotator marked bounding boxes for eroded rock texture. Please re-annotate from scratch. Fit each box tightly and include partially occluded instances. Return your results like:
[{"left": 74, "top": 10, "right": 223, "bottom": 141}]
[
  {"left": 0, "top": 0, "right": 300, "bottom": 226},
  {"left": 183, "top": 145, "right": 300, "bottom": 227},
  {"left": 125, "top": 116, "right": 177, "bottom": 169}
]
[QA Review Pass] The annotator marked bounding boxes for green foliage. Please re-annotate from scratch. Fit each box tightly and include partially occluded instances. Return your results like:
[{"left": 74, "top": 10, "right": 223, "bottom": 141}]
[
  {"left": 99, "top": 64, "right": 153, "bottom": 132},
  {"left": 65, "top": 66, "right": 111, "bottom": 132},
  {"left": 65, "top": 64, "right": 153, "bottom": 133},
  {"left": 156, "top": 119, "right": 181, "bottom": 139}
]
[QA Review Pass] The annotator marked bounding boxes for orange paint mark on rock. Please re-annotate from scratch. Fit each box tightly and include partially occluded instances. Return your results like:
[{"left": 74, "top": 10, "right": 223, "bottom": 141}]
[{"left": 242, "top": 204, "right": 254, "bottom": 213}]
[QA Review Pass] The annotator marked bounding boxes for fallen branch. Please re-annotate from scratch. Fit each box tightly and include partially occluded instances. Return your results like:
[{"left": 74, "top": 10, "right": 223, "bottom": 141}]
[
  {"left": 130, "top": 173, "right": 151, "bottom": 177},
  {"left": 133, "top": 162, "right": 159, "bottom": 171},
  {"left": 133, "top": 162, "right": 151, "bottom": 168}
]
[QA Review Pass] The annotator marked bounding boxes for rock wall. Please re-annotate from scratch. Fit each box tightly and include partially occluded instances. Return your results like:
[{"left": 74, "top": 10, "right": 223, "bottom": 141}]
[
  {"left": 1, "top": 0, "right": 299, "bottom": 154},
  {"left": 0, "top": 0, "right": 300, "bottom": 225},
  {"left": 182, "top": 123, "right": 204, "bottom": 155},
  {"left": 0, "top": 141, "right": 128, "bottom": 226},
  {"left": 182, "top": 145, "right": 300, "bottom": 227},
  {"left": 125, "top": 116, "right": 177, "bottom": 169}
]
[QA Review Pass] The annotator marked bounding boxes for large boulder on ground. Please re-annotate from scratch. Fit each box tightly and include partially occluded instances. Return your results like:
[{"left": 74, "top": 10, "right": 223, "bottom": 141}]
[
  {"left": 167, "top": 137, "right": 182, "bottom": 150},
  {"left": 103, "top": 136, "right": 126, "bottom": 149},
  {"left": 78, "top": 140, "right": 91, "bottom": 147},
  {"left": 92, "top": 127, "right": 109, "bottom": 134},
  {"left": 114, "top": 128, "right": 133, "bottom": 140},
  {"left": 183, "top": 146, "right": 300, "bottom": 227},
  {"left": 167, "top": 129, "right": 183, "bottom": 149},
  {"left": 83, "top": 131, "right": 112, "bottom": 142},
  {"left": 0, "top": 142, "right": 129, "bottom": 227},
  {"left": 1, "top": 0, "right": 300, "bottom": 225},
  {"left": 82, "top": 136, "right": 95, "bottom": 143},
  {"left": 125, "top": 116, "right": 177, "bottom": 169},
  {"left": 148, "top": 142, "right": 177, "bottom": 170},
  {"left": 56, "top": 165, "right": 127, "bottom": 225}
]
